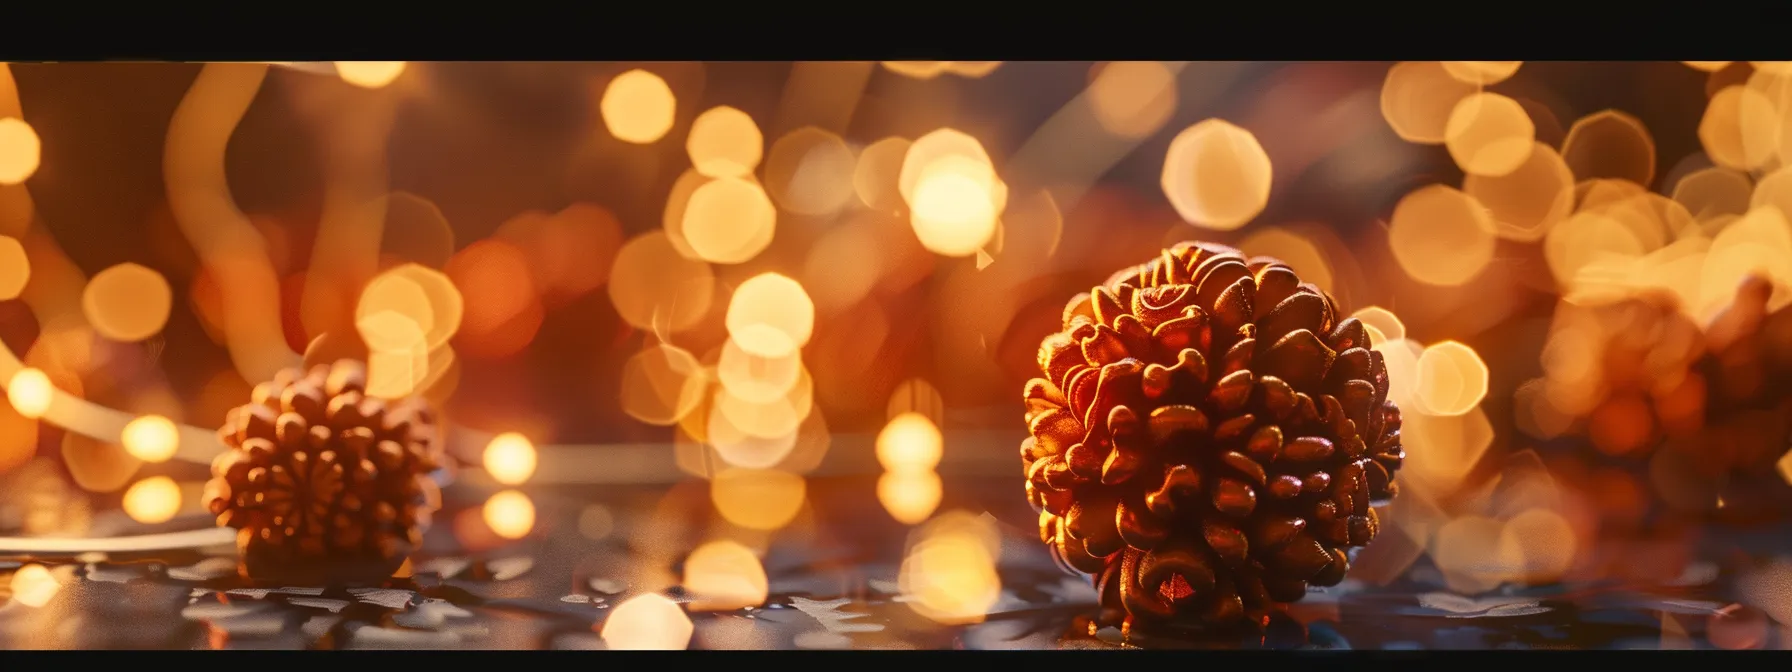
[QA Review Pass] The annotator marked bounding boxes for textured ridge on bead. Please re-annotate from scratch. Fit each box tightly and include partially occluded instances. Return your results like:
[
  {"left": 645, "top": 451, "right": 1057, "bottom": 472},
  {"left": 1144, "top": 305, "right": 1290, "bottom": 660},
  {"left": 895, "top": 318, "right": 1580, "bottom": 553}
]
[{"left": 1023, "top": 242, "right": 1405, "bottom": 630}]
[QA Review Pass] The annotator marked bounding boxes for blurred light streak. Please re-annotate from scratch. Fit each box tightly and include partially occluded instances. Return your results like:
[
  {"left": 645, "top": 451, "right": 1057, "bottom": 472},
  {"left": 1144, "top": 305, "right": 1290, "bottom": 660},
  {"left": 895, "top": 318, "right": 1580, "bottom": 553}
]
[
  {"left": 0, "top": 526, "right": 236, "bottom": 555},
  {"left": 470, "top": 430, "right": 1023, "bottom": 487},
  {"left": 0, "top": 65, "right": 90, "bottom": 327},
  {"left": 163, "top": 63, "right": 301, "bottom": 383},
  {"left": 772, "top": 61, "right": 875, "bottom": 138},
  {"left": 297, "top": 78, "right": 402, "bottom": 343},
  {"left": 1007, "top": 62, "right": 1251, "bottom": 210},
  {"left": 0, "top": 345, "right": 222, "bottom": 463}
]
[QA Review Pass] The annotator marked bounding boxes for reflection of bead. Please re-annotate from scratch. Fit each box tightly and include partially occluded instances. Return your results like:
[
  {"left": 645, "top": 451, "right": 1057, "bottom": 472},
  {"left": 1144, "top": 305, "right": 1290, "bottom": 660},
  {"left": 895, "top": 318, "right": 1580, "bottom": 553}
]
[
  {"left": 204, "top": 359, "right": 442, "bottom": 584},
  {"left": 1023, "top": 242, "right": 1404, "bottom": 631}
]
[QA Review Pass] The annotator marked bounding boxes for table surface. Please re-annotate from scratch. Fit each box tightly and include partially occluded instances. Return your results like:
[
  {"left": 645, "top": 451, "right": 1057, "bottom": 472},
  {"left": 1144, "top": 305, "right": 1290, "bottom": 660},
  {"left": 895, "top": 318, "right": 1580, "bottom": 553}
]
[{"left": 1, "top": 473, "right": 1788, "bottom": 651}]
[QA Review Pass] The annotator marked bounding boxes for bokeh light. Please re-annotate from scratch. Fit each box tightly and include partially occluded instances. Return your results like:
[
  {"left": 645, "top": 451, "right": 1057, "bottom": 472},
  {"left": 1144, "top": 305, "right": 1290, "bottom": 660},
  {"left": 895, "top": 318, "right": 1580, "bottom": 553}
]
[
  {"left": 1403, "top": 405, "right": 1495, "bottom": 496},
  {"left": 898, "top": 512, "right": 1001, "bottom": 625},
  {"left": 1496, "top": 508, "right": 1577, "bottom": 585},
  {"left": 1464, "top": 142, "right": 1575, "bottom": 242},
  {"left": 853, "top": 136, "right": 911, "bottom": 213},
  {"left": 1087, "top": 61, "right": 1178, "bottom": 139},
  {"left": 8, "top": 563, "right": 60, "bottom": 608},
  {"left": 1415, "top": 341, "right": 1490, "bottom": 416},
  {"left": 0, "top": 117, "right": 42, "bottom": 185},
  {"left": 682, "top": 540, "right": 769, "bottom": 611},
  {"left": 1440, "top": 61, "right": 1522, "bottom": 86},
  {"left": 710, "top": 468, "right": 805, "bottom": 531},
  {"left": 600, "top": 69, "right": 676, "bottom": 144},
  {"left": 6, "top": 367, "right": 52, "bottom": 419},
  {"left": 686, "top": 106, "right": 763, "bottom": 179},
  {"left": 120, "top": 415, "right": 179, "bottom": 463},
  {"left": 1380, "top": 62, "right": 1480, "bottom": 144},
  {"left": 357, "top": 264, "right": 465, "bottom": 350},
  {"left": 445, "top": 239, "right": 544, "bottom": 359},
  {"left": 1444, "top": 92, "right": 1535, "bottom": 177},
  {"left": 715, "top": 337, "right": 802, "bottom": 404},
  {"left": 876, "top": 412, "right": 943, "bottom": 474},
  {"left": 900, "top": 129, "right": 1005, "bottom": 256},
  {"left": 619, "top": 342, "right": 707, "bottom": 426},
  {"left": 1387, "top": 185, "right": 1496, "bottom": 287},
  {"left": 1352, "top": 306, "right": 1406, "bottom": 345},
  {"left": 608, "top": 231, "right": 715, "bottom": 334},
  {"left": 681, "top": 177, "right": 777, "bottom": 264},
  {"left": 1431, "top": 514, "right": 1507, "bottom": 593},
  {"left": 765, "top": 126, "right": 857, "bottom": 216},
  {"left": 1561, "top": 110, "right": 1657, "bottom": 188},
  {"left": 0, "top": 235, "right": 27, "bottom": 299},
  {"left": 725, "top": 273, "right": 814, "bottom": 358},
  {"left": 121, "top": 476, "right": 181, "bottom": 524},
  {"left": 1375, "top": 338, "right": 1425, "bottom": 410},
  {"left": 494, "top": 203, "right": 624, "bottom": 307},
  {"left": 483, "top": 490, "right": 536, "bottom": 540},
  {"left": 878, "top": 470, "right": 942, "bottom": 525},
  {"left": 601, "top": 594, "right": 693, "bottom": 650},
  {"left": 908, "top": 162, "right": 1002, "bottom": 257},
  {"left": 1700, "top": 85, "right": 1779, "bottom": 171},
  {"left": 482, "top": 432, "right": 538, "bottom": 486},
  {"left": 82, "top": 262, "right": 174, "bottom": 342},
  {"left": 334, "top": 62, "right": 406, "bottom": 89},
  {"left": 1160, "top": 119, "right": 1273, "bottom": 231}
]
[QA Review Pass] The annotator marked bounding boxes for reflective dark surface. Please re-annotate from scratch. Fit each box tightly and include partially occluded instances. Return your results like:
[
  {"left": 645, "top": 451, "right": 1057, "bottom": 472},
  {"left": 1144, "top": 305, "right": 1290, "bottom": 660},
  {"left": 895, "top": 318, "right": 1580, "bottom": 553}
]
[{"left": 2, "top": 473, "right": 1789, "bottom": 651}]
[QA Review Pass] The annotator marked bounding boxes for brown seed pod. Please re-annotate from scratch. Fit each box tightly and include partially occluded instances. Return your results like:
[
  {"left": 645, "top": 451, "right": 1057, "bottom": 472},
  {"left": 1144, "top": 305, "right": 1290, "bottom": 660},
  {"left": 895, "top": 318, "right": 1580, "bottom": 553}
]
[
  {"left": 1021, "top": 242, "right": 1404, "bottom": 632},
  {"left": 203, "top": 359, "right": 443, "bottom": 585}
]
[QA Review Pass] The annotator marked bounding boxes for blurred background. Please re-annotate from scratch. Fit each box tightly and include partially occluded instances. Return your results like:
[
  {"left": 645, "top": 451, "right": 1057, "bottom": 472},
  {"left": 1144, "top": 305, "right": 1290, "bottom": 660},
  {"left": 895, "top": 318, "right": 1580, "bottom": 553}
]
[{"left": 3, "top": 62, "right": 1792, "bottom": 633}]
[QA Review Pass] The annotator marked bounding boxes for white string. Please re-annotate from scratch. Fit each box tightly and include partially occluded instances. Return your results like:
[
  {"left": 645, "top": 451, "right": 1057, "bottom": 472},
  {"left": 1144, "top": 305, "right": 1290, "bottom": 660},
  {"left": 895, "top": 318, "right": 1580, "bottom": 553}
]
[{"left": 0, "top": 527, "right": 236, "bottom": 555}]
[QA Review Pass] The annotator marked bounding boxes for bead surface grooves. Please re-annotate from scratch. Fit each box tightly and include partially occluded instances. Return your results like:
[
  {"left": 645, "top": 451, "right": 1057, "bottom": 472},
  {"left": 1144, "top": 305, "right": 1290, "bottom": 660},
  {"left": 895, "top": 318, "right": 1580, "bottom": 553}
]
[
  {"left": 1023, "top": 242, "right": 1405, "bottom": 631},
  {"left": 204, "top": 359, "right": 444, "bottom": 584}
]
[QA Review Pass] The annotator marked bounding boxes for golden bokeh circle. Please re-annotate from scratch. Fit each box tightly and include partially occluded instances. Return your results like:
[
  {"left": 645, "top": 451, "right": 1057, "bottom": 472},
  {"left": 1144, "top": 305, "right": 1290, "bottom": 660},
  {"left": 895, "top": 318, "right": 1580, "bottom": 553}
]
[
  {"left": 1561, "top": 110, "right": 1657, "bottom": 188},
  {"left": 600, "top": 69, "right": 676, "bottom": 145},
  {"left": 765, "top": 127, "right": 857, "bottom": 217},
  {"left": 1701, "top": 85, "right": 1780, "bottom": 171},
  {"left": 1386, "top": 185, "right": 1497, "bottom": 287},
  {"left": 686, "top": 106, "right": 763, "bottom": 179},
  {"left": 619, "top": 342, "right": 707, "bottom": 427},
  {"left": 1380, "top": 62, "right": 1480, "bottom": 145},
  {"left": 1088, "top": 61, "right": 1179, "bottom": 139},
  {"left": 122, "top": 476, "right": 181, "bottom": 524},
  {"left": 710, "top": 468, "right": 805, "bottom": 531},
  {"left": 725, "top": 273, "right": 815, "bottom": 359},
  {"left": 1160, "top": 119, "right": 1274, "bottom": 231},
  {"left": 0, "top": 117, "right": 42, "bottom": 185},
  {"left": 335, "top": 62, "right": 407, "bottom": 89},
  {"left": 1444, "top": 93, "right": 1536, "bottom": 177},
  {"left": 82, "top": 263, "right": 174, "bottom": 342},
  {"left": 607, "top": 231, "right": 716, "bottom": 334},
  {"left": 853, "top": 137, "right": 912, "bottom": 213},
  {"left": 1463, "top": 142, "right": 1574, "bottom": 243},
  {"left": 681, "top": 177, "right": 777, "bottom": 264}
]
